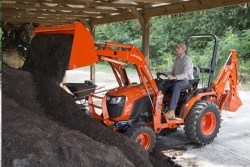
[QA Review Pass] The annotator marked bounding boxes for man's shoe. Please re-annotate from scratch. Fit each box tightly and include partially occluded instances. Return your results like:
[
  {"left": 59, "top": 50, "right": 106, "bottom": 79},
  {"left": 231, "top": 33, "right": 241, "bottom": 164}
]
[{"left": 166, "top": 109, "right": 175, "bottom": 119}]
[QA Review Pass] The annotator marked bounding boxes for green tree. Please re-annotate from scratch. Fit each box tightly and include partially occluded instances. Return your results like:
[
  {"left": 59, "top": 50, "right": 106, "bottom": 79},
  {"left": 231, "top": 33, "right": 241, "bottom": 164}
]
[{"left": 95, "top": 4, "right": 250, "bottom": 86}]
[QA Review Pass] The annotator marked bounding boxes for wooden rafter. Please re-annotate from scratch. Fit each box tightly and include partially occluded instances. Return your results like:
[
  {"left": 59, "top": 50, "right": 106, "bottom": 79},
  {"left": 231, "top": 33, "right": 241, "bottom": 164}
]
[
  {"left": 130, "top": 6, "right": 144, "bottom": 25},
  {"left": 1, "top": 0, "right": 250, "bottom": 26},
  {"left": 91, "top": 0, "right": 250, "bottom": 25}
]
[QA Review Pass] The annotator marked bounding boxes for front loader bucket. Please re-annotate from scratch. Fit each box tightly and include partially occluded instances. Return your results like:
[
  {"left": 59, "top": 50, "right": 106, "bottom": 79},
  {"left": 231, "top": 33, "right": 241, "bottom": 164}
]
[
  {"left": 221, "top": 91, "right": 243, "bottom": 112},
  {"left": 35, "top": 22, "right": 98, "bottom": 70}
]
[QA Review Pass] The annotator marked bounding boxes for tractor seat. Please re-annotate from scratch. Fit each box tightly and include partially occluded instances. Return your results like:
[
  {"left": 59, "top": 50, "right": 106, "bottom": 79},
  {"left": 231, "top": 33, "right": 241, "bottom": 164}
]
[{"left": 181, "top": 66, "right": 200, "bottom": 93}]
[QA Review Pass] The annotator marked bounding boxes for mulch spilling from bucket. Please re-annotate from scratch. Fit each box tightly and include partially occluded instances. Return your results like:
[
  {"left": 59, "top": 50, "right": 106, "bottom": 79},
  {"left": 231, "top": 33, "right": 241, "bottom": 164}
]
[
  {"left": 2, "top": 34, "right": 181, "bottom": 167},
  {"left": 22, "top": 34, "right": 72, "bottom": 84}
]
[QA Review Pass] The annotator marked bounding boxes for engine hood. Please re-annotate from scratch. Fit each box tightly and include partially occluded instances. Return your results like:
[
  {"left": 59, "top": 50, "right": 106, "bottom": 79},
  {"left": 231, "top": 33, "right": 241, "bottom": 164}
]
[{"left": 106, "top": 84, "right": 155, "bottom": 101}]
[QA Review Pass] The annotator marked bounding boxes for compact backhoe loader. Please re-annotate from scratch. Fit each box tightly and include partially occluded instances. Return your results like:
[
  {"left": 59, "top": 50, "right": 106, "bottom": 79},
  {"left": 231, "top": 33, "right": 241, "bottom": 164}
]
[{"left": 35, "top": 22, "right": 242, "bottom": 153}]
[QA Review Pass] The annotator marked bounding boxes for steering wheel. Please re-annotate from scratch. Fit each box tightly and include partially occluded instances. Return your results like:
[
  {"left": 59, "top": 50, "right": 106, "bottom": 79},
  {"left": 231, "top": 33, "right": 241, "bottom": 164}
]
[
  {"left": 156, "top": 74, "right": 164, "bottom": 83},
  {"left": 156, "top": 73, "right": 174, "bottom": 85}
]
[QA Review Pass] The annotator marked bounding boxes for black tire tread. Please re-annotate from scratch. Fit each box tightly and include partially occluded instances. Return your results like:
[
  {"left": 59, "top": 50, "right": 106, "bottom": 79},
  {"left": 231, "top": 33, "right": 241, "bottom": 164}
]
[
  {"left": 184, "top": 100, "right": 221, "bottom": 144},
  {"left": 125, "top": 124, "right": 156, "bottom": 153}
]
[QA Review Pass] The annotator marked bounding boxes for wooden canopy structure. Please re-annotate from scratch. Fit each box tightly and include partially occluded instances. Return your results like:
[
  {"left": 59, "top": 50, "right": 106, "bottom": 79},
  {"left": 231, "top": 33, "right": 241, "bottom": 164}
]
[
  {"left": 2, "top": 0, "right": 250, "bottom": 29},
  {"left": 1, "top": 0, "right": 250, "bottom": 82}
]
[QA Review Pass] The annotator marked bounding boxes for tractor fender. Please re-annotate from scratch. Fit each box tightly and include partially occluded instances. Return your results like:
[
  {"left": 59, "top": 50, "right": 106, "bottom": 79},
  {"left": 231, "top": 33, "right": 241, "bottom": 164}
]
[{"left": 180, "top": 91, "right": 217, "bottom": 119}]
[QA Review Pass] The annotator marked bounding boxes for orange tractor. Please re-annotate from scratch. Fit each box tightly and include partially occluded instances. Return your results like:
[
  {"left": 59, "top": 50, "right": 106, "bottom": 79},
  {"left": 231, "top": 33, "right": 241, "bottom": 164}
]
[{"left": 35, "top": 22, "right": 242, "bottom": 153}]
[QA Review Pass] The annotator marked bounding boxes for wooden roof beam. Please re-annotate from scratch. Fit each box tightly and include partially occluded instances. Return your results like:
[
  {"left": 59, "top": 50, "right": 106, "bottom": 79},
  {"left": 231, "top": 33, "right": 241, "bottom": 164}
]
[
  {"left": 2, "top": 8, "right": 103, "bottom": 17},
  {"left": 3, "top": 17, "right": 76, "bottom": 24},
  {"left": 2, "top": 13, "right": 89, "bottom": 21},
  {"left": 130, "top": 6, "right": 144, "bottom": 25},
  {"left": 90, "top": 0, "right": 250, "bottom": 25},
  {"left": 143, "top": 0, "right": 250, "bottom": 17},
  {"left": 2, "top": 0, "right": 144, "bottom": 8},
  {"left": 132, "top": 0, "right": 172, "bottom": 3},
  {"left": 3, "top": 15, "right": 83, "bottom": 20},
  {"left": 2, "top": 3, "right": 123, "bottom": 14}
]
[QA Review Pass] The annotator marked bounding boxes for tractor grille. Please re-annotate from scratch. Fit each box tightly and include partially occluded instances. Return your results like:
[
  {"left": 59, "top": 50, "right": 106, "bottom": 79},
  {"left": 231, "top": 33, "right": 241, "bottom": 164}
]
[{"left": 106, "top": 96, "right": 126, "bottom": 118}]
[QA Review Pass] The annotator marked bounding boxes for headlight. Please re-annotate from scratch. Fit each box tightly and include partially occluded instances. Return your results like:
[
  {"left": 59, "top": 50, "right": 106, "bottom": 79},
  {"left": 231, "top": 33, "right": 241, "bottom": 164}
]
[{"left": 107, "top": 96, "right": 122, "bottom": 104}]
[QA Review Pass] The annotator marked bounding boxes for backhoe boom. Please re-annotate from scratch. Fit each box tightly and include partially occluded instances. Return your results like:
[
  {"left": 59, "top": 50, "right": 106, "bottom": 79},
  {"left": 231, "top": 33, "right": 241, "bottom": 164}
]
[{"left": 212, "top": 50, "right": 242, "bottom": 112}]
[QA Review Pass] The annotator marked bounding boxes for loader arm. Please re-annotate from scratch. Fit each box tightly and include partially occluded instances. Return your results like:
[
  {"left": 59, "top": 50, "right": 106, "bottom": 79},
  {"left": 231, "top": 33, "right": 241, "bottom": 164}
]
[
  {"left": 95, "top": 42, "right": 157, "bottom": 91},
  {"left": 95, "top": 42, "right": 163, "bottom": 115},
  {"left": 212, "top": 50, "right": 242, "bottom": 112},
  {"left": 34, "top": 22, "right": 162, "bottom": 116}
]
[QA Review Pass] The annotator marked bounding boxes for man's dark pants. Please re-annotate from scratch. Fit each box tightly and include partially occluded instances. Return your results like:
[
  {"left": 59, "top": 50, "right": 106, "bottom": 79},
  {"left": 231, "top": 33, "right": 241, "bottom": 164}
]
[{"left": 164, "top": 80, "right": 190, "bottom": 111}]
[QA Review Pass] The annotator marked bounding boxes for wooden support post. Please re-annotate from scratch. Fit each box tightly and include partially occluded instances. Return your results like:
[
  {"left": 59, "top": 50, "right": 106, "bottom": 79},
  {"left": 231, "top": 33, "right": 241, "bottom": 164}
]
[
  {"left": 142, "top": 18, "right": 151, "bottom": 64},
  {"left": 130, "top": 6, "right": 151, "bottom": 64},
  {"left": 90, "top": 27, "right": 96, "bottom": 84},
  {"left": 80, "top": 19, "right": 96, "bottom": 84}
]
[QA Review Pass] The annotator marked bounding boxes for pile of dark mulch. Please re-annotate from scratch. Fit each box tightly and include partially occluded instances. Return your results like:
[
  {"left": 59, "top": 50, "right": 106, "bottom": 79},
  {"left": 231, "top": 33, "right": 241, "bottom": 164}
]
[
  {"left": 2, "top": 69, "right": 134, "bottom": 166},
  {"left": 2, "top": 34, "right": 180, "bottom": 166}
]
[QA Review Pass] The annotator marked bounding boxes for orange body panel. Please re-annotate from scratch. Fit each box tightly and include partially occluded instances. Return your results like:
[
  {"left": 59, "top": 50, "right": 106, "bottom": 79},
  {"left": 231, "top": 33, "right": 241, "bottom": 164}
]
[
  {"left": 35, "top": 22, "right": 98, "bottom": 69},
  {"left": 106, "top": 84, "right": 154, "bottom": 121},
  {"left": 181, "top": 92, "right": 217, "bottom": 119}
]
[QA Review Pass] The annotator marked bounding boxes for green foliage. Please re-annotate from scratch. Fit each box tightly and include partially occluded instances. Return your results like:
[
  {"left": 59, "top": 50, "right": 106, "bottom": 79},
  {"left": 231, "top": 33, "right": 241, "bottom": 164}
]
[
  {"left": 94, "top": 4, "right": 250, "bottom": 89},
  {"left": 95, "top": 21, "right": 142, "bottom": 49},
  {"left": 238, "top": 29, "right": 250, "bottom": 60}
]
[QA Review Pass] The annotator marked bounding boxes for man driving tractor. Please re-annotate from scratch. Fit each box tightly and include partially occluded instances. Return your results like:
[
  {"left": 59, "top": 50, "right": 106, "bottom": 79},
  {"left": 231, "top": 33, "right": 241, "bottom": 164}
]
[{"left": 157, "top": 43, "right": 193, "bottom": 119}]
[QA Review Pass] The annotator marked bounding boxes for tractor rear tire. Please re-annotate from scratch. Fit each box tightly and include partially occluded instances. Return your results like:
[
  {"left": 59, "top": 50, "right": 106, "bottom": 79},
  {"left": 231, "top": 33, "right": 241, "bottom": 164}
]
[
  {"left": 125, "top": 124, "right": 156, "bottom": 153},
  {"left": 184, "top": 100, "right": 221, "bottom": 145}
]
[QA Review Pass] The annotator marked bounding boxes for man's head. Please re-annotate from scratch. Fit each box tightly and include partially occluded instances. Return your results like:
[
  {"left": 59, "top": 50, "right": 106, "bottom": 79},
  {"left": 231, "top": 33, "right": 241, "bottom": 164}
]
[{"left": 175, "top": 43, "right": 186, "bottom": 57}]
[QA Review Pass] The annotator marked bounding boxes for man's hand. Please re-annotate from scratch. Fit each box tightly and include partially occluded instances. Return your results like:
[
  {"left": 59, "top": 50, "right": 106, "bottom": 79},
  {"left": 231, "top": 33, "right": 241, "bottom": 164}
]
[{"left": 167, "top": 75, "right": 177, "bottom": 80}]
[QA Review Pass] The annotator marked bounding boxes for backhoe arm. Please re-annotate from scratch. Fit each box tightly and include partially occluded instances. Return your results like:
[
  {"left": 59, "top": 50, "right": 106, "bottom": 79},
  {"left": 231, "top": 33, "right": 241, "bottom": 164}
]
[{"left": 212, "top": 50, "right": 242, "bottom": 112}]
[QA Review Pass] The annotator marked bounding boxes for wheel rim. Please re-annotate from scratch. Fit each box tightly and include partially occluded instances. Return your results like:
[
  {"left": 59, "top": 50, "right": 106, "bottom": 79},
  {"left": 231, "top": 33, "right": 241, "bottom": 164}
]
[
  {"left": 201, "top": 111, "right": 216, "bottom": 135},
  {"left": 135, "top": 133, "right": 151, "bottom": 150}
]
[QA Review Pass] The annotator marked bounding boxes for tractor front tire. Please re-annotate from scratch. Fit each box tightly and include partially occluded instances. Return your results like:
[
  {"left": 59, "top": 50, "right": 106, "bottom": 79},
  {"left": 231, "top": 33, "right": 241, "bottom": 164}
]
[
  {"left": 184, "top": 100, "right": 221, "bottom": 145},
  {"left": 125, "top": 124, "right": 156, "bottom": 153}
]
